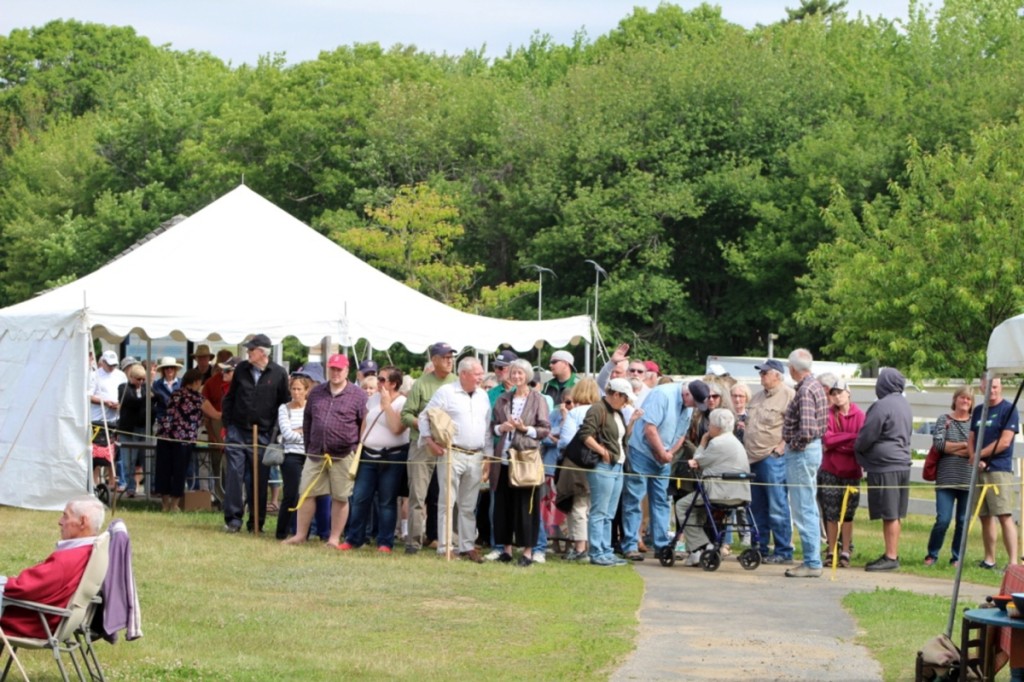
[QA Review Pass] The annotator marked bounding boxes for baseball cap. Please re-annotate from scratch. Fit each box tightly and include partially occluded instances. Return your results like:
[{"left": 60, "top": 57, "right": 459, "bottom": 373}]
[
  {"left": 429, "top": 342, "right": 454, "bottom": 357},
  {"left": 688, "top": 380, "right": 710, "bottom": 410},
  {"left": 244, "top": 333, "right": 272, "bottom": 350},
  {"left": 606, "top": 377, "right": 636, "bottom": 403},
  {"left": 218, "top": 357, "right": 240, "bottom": 371},
  {"left": 549, "top": 350, "right": 575, "bottom": 369},
  {"left": 494, "top": 350, "right": 519, "bottom": 368},
  {"left": 754, "top": 358, "right": 786, "bottom": 375},
  {"left": 100, "top": 350, "right": 119, "bottom": 366},
  {"left": 643, "top": 360, "right": 661, "bottom": 375},
  {"left": 358, "top": 360, "right": 379, "bottom": 375},
  {"left": 327, "top": 354, "right": 349, "bottom": 369}
]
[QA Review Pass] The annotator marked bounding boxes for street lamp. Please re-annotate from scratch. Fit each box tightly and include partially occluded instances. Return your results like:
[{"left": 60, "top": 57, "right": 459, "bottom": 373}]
[
  {"left": 584, "top": 259, "right": 607, "bottom": 370},
  {"left": 524, "top": 264, "right": 556, "bottom": 321}
]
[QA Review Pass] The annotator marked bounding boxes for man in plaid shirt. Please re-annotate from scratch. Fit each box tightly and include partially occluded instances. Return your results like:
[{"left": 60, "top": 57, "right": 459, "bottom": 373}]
[{"left": 781, "top": 348, "right": 828, "bottom": 578}]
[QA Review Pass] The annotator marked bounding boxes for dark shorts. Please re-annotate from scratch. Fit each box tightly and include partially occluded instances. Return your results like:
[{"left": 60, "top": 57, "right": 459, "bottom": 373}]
[
  {"left": 866, "top": 470, "right": 910, "bottom": 521},
  {"left": 817, "top": 470, "right": 860, "bottom": 523}
]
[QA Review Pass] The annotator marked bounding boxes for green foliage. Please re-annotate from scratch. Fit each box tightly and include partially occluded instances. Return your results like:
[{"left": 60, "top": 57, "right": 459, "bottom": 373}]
[
  {"left": 799, "top": 123, "right": 1024, "bottom": 380},
  {"left": 4, "top": 5, "right": 1024, "bottom": 372}
]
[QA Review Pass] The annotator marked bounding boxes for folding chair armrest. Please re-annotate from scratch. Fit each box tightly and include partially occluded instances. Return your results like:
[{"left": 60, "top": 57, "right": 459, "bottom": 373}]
[{"left": 1, "top": 596, "right": 72, "bottom": 618}]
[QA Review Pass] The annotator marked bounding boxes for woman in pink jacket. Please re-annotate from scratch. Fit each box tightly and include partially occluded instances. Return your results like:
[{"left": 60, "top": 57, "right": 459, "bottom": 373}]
[{"left": 817, "top": 375, "right": 865, "bottom": 568}]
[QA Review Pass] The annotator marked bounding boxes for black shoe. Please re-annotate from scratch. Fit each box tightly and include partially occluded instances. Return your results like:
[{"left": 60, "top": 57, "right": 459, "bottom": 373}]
[
  {"left": 624, "top": 551, "right": 645, "bottom": 562},
  {"left": 978, "top": 560, "right": 997, "bottom": 570},
  {"left": 517, "top": 555, "right": 533, "bottom": 567},
  {"left": 223, "top": 521, "right": 242, "bottom": 533},
  {"left": 498, "top": 552, "right": 514, "bottom": 564},
  {"left": 865, "top": 554, "right": 900, "bottom": 572}
]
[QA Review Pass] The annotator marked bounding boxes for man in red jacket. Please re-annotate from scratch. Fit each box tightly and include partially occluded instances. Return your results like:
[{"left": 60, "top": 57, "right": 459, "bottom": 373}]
[{"left": 1, "top": 496, "right": 105, "bottom": 639}]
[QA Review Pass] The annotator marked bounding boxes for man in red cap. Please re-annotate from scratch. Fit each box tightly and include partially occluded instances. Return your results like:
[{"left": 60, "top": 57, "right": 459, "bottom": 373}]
[{"left": 284, "top": 353, "right": 367, "bottom": 548}]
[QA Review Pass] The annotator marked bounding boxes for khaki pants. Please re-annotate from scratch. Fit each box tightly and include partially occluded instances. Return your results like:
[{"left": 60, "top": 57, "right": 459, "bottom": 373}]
[{"left": 406, "top": 440, "right": 437, "bottom": 550}]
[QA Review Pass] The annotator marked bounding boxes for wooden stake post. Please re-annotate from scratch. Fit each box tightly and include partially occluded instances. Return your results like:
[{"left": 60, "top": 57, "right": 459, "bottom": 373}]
[{"left": 252, "top": 425, "right": 260, "bottom": 535}]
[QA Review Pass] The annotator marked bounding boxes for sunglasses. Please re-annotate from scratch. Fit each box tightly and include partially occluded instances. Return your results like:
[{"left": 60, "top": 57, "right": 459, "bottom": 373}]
[
  {"left": 563, "top": 400, "right": 574, "bottom": 406},
  {"left": 628, "top": 368, "right": 646, "bottom": 374}
]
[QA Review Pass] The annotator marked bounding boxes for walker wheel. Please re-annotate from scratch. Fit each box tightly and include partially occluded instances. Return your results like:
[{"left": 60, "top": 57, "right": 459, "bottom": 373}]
[
  {"left": 658, "top": 546, "right": 675, "bottom": 567},
  {"left": 739, "top": 548, "right": 761, "bottom": 570},
  {"left": 700, "top": 549, "right": 721, "bottom": 571}
]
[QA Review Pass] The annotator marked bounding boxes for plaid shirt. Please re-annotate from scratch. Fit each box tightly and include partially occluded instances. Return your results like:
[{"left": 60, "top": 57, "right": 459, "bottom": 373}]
[
  {"left": 303, "top": 381, "right": 368, "bottom": 456},
  {"left": 782, "top": 374, "right": 828, "bottom": 452}
]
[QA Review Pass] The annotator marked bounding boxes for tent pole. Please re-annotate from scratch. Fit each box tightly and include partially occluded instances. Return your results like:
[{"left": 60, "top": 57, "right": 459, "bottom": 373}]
[
  {"left": 584, "top": 339, "right": 591, "bottom": 376},
  {"left": 946, "top": 371, "right": 998, "bottom": 637}
]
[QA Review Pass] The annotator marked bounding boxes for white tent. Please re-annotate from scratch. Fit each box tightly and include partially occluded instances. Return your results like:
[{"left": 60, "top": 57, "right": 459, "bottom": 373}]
[
  {"left": 987, "top": 313, "right": 1024, "bottom": 374},
  {"left": 0, "top": 185, "right": 591, "bottom": 510}
]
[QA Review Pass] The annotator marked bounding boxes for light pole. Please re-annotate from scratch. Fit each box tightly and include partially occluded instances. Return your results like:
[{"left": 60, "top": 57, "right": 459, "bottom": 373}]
[
  {"left": 524, "top": 264, "right": 556, "bottom": 321},
  {"left": 584, "top": 259, "right": 607, "bottom": 370}
]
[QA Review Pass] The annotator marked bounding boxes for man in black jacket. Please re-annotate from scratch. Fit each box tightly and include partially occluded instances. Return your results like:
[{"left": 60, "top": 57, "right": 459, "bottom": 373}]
[{"left": 221, "top": 333, "right": 290, "bottom": 533}]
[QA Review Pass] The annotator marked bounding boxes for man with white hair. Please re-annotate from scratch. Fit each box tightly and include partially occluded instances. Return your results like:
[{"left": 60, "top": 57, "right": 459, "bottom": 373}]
[
  {"left": 675, "top": 409, "right": 751, "bottom": 566},
  {"left": 0, "top": 496, "right": 105, "bottom": 639},
  {"left": 221, "top": 333, "right": 291, "bottom": 534},
  {"left": 781, "top": 348, "right": 829, "bottom": 578},
  {"left": 420, "top": 356, "right": 493, "bottom": 562},
  {"left": 90, "top": 350, "right": 126, "bottom": 427}
]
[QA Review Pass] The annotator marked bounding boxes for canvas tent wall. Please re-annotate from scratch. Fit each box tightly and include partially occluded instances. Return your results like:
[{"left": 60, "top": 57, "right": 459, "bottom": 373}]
[{"left": 0, "top": 185, "right": 591, "bottom": 510}]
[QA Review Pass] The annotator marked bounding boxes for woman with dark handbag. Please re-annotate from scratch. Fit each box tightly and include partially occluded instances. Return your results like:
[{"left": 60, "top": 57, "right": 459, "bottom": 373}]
[
  {"left": 556, "top": 379, "right": 601, "bottom": 561},
  {"left": 578, "top": 377, "right": 635, "bottom": 566},
  {"left": 490, "top": 359, "right": 551, "bottom": 566},
  {"left": 924, "top": 386, "right": 974, "bottom": 567}
]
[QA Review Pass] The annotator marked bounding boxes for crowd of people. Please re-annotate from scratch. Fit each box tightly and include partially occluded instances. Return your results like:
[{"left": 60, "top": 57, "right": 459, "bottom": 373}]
[{"left": 87, "top": 334, "right": 1021, "bottom": 573}]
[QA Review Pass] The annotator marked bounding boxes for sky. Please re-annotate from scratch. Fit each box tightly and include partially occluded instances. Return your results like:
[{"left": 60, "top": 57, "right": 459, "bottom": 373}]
[{"left": 0, "top": 1, "right": 914, "bottom": 66}]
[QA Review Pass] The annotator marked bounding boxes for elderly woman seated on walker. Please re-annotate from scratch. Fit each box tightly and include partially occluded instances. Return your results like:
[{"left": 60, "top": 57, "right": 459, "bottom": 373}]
[{"left": 674, "top": 408, "right": 751, "bottom": 567}]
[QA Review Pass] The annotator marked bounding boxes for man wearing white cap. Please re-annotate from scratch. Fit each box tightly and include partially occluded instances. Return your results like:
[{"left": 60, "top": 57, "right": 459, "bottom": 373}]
[
  {"left": 543, "top": 350, "right": 578, "bottom": 404},
  {"left": 90, "top": 350, "right": 126, "bottom": 426}
]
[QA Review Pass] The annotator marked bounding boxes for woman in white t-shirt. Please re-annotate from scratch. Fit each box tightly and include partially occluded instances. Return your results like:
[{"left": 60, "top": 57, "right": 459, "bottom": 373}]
[
  {"left": 343, "top": 367, "right": 410, "bottom": 553},
  {"left": 276, "top": 375, "right": 314, "bottom": 541}
]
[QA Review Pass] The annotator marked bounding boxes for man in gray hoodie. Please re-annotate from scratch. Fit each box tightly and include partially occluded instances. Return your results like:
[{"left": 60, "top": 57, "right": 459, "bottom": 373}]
[{"left": 854, "top": 367, "right": 913, "bottom": 572}]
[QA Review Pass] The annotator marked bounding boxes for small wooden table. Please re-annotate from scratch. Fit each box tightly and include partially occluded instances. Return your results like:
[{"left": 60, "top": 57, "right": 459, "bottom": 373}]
[{"left": 962, "top": 608, "right": 1024, "bottom": 679}]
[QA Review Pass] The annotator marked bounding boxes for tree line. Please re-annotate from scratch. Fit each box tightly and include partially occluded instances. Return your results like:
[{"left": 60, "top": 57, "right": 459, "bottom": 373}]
[{"left": 1, "top": 0, "right": 1023, "bottom": 380}]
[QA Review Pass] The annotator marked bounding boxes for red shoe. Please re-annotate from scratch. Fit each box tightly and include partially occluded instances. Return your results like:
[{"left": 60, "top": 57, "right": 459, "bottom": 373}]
[
  {"left": 378, "top": 546, "right": 392, "bottom": 554},
  {"left": 337, "top": 542, "right": 355, "bottom": 551}
]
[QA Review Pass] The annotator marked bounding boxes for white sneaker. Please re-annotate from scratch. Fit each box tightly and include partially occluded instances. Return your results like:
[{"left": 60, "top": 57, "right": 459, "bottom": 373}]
[
  {"left": 684, "top": 550, "right": 702, "bottom": 567},
  {"left": 484, "top": 549, "right": 501, "bottom": 561},
  {"left": 532, "top": 552, "right": 546, "bottom": 564}
]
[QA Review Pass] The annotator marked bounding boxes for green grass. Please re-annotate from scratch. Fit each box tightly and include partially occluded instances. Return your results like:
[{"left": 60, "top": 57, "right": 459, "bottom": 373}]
[
  {"left": 844, "top": 590, "right": 977, "bottom": 682},
  {"left": 838, "top": 509, "right": 1010, "bottom": 681},
  {"left": 1, "top": 504, "right": 642, "bottom": 681}
]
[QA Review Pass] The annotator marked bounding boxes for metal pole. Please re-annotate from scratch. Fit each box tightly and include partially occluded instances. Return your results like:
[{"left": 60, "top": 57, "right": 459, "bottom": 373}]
[
  {"left": 946, "top": 371, "right": 995, "bottom": 637},
  {"left": 538, "top": 271, "right": 543, "bottom": 321}
]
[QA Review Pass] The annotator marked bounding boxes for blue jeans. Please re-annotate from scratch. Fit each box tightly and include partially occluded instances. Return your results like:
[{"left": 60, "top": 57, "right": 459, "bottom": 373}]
[
  {"left": 749, "top": 456, "right": 793, "bottom": 558},
  {"left": 785, "top": 439, "right": 822, "bottom": 569},
  {"left": 927, "top": 486, "right": 970, "bottom": 561},
  {"left": 346, "top": 448, "right": 408, "bottom": 549},
  {"left": 120, "top": 428, "right": 147, "bottom": 493},
  {"left": 621, "top": 446, "right": 671, "bottom": 552},
  {"left": 587, "top": 461, "right": 624, "bottom": 561}
]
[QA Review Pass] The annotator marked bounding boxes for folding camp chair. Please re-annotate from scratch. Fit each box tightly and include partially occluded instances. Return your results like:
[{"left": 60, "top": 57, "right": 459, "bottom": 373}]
[{"left": 0, "top": 532, "right": 110, "bottom": 681}]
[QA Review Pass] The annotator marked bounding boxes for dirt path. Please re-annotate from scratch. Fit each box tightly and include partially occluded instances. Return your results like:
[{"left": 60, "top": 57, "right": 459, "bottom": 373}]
[{"left": 611, "top": 556, "right": 990, "bottom": 681}]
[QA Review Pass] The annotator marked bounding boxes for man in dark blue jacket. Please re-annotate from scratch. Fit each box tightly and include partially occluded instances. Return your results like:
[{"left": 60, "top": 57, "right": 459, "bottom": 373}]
[{"left": 221, "top": 333, "right": 290, "bottom": 533}]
